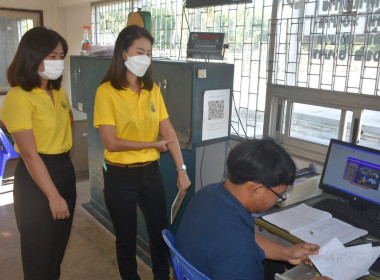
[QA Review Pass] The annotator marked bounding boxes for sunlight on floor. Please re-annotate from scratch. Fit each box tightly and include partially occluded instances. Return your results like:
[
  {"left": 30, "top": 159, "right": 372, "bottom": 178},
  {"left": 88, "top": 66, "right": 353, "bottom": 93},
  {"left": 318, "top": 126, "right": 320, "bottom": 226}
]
[
  {"left": 0, "top": 191, "right": 13, "bottom": 206},
  {"left": 0, "top": 179, "right": 14, "bottom": 206},
  {"left": 1, "top": 231, "right": 11, "bottom": 237}
]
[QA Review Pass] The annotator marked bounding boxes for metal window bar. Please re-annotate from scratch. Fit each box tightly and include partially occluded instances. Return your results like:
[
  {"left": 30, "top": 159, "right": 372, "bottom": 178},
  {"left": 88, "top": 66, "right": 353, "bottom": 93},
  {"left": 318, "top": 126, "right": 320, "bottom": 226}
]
[
  {"left": 91, "top": 0, "right": 271, "bottom": 139},
  {"left": 269, "top": 8, "right": 380, "bottom": 96},
  {"left": 91, "top": 0, "right": 380, "bottom": 139}
]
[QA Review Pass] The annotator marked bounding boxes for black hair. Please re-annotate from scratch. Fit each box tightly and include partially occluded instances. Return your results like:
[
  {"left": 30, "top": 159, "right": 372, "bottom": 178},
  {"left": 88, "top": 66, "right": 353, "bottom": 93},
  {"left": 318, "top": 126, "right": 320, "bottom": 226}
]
[
  {"left": 102, "top": 25, "right": 154, "bottom": 90},
  {"left": 226, "top": 138, "right": 296, "bottom": 188},
  {"left": 7, "top": 26, "right": 68, "bottom": 91}
]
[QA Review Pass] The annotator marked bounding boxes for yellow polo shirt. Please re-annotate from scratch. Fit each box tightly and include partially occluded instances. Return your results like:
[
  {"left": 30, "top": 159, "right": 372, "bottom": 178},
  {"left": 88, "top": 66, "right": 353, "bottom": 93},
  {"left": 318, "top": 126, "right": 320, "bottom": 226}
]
[
  {"left": 0, "top": 86, "right": 72, "bottom": 154},
  {"left": 94, "top": 81, "right": 169, "bottom": 165}
]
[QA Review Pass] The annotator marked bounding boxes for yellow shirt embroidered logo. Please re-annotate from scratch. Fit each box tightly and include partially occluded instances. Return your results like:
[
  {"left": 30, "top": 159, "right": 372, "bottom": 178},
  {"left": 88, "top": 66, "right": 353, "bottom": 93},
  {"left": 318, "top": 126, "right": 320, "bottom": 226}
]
[
  {"left": 61, "top": 101, "right": 68, "bottom": 110},
  {"left": 150, "top": 102, "right": 156, "bottom": 112}
]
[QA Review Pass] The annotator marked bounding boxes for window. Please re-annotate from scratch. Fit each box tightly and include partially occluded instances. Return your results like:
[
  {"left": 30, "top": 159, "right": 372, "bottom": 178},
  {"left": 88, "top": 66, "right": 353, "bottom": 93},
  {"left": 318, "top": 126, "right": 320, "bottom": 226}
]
[
  {"left": 361, "top": 109, "right": 380, "bottom": 150},
  {"left": 0, "top": 8, "right": 43, "bottom": 94},
  {"left": 289, "top": 103, "right": 350, "bottom": 145},
  {"left": 266, "top": 0, "right": 380, "bottom": 161}
]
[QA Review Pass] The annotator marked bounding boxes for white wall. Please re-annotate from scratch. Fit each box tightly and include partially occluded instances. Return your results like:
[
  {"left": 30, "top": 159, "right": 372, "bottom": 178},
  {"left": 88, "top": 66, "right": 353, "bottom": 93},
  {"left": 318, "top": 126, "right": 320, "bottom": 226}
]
[
  {"left": 60, "top": 1, "right": 92, "bottom": 120},
  {"left": 1, "top": 0, "right": 57, "bottom": 28},
  {"left": 58, "top": 1, "right": 92, "bottom": 111}
]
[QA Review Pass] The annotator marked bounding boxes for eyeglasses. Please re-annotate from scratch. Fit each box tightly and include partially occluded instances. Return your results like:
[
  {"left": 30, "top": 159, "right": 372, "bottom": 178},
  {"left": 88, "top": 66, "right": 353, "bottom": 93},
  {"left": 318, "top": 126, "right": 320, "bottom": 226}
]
[{"left": 264, "top": 185, "right": 288, "bottom": 202}]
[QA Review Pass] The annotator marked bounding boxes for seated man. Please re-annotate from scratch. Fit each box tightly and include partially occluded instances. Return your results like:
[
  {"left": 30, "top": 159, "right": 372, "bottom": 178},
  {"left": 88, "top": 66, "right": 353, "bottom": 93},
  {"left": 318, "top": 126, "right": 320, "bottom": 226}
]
[{"left": 176, "top": 138, "right": 327, "bottom": 280}]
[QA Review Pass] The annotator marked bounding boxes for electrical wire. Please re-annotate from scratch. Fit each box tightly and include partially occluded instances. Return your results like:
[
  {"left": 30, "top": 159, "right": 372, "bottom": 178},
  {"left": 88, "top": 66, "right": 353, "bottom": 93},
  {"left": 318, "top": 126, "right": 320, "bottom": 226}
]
[
  {"left": 178, "top": 1, "right": 191, "bottom": 60},
  {"left": 200, "top": 141, "right": 206, "bottom": 188},
  {"left": 222, "top": 139, "right": 230, "bottom": 181},
  {"left": 231, "top": 93, "right": 248, "bottom": 138}
]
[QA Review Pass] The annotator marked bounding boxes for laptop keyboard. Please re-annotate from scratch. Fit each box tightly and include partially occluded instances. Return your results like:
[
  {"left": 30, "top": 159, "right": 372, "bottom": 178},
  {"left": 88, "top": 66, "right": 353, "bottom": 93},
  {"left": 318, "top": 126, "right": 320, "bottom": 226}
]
[{"left": 313, "top": 199, "right": 380, "bottom": 239}]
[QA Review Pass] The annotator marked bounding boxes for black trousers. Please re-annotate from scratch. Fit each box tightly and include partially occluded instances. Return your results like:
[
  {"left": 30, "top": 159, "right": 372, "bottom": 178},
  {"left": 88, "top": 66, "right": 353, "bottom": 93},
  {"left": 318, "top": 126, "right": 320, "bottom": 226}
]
[
  {"left": 13, "top": 153, "right": 76, "bottom": 280},
  {"left": 103, "top": 161, "right": 169, "bottom": 280}
]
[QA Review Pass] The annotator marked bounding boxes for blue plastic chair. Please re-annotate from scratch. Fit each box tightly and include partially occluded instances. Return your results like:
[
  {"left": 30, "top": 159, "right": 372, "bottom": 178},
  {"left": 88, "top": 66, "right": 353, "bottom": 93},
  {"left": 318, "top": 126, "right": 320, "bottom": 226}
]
[
  {"left": 0, "top": 127, "right": 19, "bottom": 186},
  {"left": 162, "top": 229, "right": 211, "bottom": 280}
]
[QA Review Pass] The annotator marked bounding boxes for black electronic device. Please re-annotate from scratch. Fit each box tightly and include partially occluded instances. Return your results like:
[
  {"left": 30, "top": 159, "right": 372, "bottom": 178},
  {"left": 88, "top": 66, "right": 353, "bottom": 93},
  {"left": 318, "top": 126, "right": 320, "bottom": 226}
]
[
  {"left": 187, "top": 32, "right": 225, "bottom": 60},
  {"left": 185, "top": 0, "right": 252, "bottom": 8},
  {"left": 319, "top": 139, "right": 380, "bottom": 211},
  {"left": 295, "top": 162, "right": 317, "bottom": 177}
]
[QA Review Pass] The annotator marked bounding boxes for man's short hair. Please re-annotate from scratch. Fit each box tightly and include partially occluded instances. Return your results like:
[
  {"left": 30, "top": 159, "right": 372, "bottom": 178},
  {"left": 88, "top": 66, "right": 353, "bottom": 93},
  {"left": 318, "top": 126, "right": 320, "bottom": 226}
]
[{"left": 226, "top": 138, "right": 296, "bottom": 188}]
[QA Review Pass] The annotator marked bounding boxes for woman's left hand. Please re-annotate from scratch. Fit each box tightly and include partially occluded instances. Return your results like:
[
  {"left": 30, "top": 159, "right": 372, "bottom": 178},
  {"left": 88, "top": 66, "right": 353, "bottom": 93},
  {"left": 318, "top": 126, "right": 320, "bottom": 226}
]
[{"left": 177, "top": 170, "right": 191, "bottom": 191}]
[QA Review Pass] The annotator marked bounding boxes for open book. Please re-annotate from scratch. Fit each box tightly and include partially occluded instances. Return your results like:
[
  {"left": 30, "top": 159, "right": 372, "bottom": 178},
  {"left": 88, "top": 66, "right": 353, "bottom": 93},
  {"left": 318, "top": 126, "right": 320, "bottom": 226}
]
[{"left": 262, "top": 203, "right": 368, "bottom": 246}]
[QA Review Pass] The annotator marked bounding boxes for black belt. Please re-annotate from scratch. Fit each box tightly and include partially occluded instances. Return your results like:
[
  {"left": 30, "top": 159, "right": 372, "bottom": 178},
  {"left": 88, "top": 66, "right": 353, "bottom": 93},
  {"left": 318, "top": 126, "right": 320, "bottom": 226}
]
[{"left": 105, "top": 160, "right": 154, "bottom": 168}]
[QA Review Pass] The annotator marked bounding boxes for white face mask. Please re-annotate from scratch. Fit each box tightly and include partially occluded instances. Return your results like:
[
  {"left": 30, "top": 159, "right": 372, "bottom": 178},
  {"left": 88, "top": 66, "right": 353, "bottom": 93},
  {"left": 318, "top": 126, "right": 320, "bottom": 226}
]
[
  {"left": 38, "top": 60, "right": 64, "bottom": 80},
  {"left": 124, "top": 52, "right": 151, "bottom": 77}
]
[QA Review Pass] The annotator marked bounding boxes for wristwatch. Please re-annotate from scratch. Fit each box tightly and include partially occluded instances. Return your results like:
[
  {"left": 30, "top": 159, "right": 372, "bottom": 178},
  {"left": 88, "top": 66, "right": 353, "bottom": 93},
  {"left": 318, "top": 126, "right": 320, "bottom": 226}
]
[{"left": 176, "top": 164, "right": 187, "bottom": 171}]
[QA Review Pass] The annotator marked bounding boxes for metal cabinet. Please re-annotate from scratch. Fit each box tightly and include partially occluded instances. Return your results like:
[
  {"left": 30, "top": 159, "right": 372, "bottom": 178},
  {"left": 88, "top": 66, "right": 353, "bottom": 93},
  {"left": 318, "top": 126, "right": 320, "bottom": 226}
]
[{"left": 70, "top": 56, "right": 234, "bottom": 265}]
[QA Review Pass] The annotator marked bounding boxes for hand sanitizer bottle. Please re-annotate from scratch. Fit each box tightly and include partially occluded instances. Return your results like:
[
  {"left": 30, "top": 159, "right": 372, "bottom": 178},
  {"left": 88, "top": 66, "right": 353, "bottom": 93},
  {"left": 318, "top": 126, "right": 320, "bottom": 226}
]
[{"left": 81, "top": 25, "right": 91, "bottom": 55}]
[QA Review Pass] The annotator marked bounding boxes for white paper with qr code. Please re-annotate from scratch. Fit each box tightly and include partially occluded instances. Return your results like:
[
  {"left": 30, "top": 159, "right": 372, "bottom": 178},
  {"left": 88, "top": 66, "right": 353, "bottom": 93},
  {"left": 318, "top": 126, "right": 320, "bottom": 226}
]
[{"left": 202, "top": 89, "right": 230, "bottom": 141}]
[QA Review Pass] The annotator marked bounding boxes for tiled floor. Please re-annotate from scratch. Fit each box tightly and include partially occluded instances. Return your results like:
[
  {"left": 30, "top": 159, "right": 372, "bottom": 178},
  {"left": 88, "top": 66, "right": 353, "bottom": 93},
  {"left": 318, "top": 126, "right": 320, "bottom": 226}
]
[{"left": 0, "top": 159, "right": 154, "bottom": 280}]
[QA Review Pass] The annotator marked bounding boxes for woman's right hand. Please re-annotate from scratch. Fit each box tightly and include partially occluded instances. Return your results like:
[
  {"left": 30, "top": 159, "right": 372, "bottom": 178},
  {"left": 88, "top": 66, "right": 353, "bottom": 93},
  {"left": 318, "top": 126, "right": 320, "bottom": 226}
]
[
  {"left": 154, "top": 139, "right": 174, "bottom": 152},
  {"left": 12, "top": 129, "right": 71, "bottom": 220},
  {"left": 48, "top": 195, "right": 70, "bottom": 220}
]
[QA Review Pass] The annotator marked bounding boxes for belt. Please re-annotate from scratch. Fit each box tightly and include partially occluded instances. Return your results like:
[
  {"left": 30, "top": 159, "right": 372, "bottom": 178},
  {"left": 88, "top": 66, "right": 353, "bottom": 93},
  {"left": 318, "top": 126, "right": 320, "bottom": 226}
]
[{"left": 105, "top": 160, "right": 154, "bottom": 168}]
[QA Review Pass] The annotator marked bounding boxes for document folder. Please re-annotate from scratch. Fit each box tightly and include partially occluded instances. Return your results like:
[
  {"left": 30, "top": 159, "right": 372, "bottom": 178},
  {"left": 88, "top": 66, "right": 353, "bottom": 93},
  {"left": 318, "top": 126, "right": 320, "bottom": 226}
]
[{"left": 170, "top": 189, "right": 187, "bottom": 224}]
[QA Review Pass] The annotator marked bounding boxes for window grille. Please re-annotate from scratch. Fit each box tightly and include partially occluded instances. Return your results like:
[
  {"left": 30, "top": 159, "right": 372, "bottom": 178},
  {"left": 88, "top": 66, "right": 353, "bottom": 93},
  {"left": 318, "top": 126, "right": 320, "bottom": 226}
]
[
  {"left": 91, "top": 0, "right": 272, "bottom": 139},
  {"left": 91, "top": 0, "right": 380, "bottom": 151},
  {"left": 266, "top": 0, "right": 380, "bottom": 156},
  {"left": 269, "top": 0, "right": 380, "bottom": 96}
]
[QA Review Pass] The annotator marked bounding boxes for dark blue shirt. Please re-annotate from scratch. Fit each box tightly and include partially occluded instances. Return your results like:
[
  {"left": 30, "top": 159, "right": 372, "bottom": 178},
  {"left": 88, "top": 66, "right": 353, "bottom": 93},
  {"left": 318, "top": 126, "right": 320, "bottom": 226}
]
[{"left": 176, "top": 182, "right": 265, "bottom": 280}]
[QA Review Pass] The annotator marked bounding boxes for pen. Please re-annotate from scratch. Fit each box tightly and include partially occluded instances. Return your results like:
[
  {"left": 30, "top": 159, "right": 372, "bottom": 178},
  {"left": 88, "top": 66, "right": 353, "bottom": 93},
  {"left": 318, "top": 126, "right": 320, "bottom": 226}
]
[{"left": 363, "top": 237, "right": 380, "bottom": 242}]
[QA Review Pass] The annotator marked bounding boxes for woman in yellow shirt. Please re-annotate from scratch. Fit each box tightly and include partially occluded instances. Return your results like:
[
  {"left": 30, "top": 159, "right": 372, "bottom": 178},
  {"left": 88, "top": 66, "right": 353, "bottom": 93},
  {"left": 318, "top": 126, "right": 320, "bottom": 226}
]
[
  {"left": 0, "top": 27, "right": 76, "bottom": 279},
  {"left": 94, "top": 25, "right": 191, "bottom": 280}
]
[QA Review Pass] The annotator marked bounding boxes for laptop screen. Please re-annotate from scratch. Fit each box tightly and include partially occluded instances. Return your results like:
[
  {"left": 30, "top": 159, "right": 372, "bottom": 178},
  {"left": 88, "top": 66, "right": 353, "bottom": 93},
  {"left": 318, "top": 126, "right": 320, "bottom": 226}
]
[{"left": 319, "top": 139, "right": 380, "bottom": 210}]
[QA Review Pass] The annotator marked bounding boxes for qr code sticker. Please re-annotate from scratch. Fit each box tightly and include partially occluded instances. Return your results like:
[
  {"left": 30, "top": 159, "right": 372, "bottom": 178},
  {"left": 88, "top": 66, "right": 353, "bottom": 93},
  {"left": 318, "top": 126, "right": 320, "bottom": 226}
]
[{"left": 208, "top": 100, "right": 224, "bottom": 120}]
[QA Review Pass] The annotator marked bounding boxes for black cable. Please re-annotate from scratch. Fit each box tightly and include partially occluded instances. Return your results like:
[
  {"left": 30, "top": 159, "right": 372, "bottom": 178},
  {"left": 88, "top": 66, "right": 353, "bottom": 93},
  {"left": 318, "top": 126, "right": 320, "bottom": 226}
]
[
  {"left": 231, "top": 93, "right": 248, "bottom": 138},
  {"left": 230, "top": 123, "right": 243, "bottom": 142},
  {"left": 178, "top": 1, "right": 186, "bottom": 60},
  {"left": 200, "top": 141, "right": 206, "bottom": 188},
  {"left": 222, "top": 139, "right": 230, "bottom": 181}
]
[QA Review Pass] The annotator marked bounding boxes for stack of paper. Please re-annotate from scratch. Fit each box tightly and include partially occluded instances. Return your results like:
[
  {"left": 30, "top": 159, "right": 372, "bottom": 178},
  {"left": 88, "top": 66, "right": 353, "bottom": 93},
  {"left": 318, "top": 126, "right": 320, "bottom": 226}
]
[
  {"left": 262, "top": 203, "right": 368, "bottom": 246},
  {"left": 309, "top": 237, "right": 380, "bottom": 280}
]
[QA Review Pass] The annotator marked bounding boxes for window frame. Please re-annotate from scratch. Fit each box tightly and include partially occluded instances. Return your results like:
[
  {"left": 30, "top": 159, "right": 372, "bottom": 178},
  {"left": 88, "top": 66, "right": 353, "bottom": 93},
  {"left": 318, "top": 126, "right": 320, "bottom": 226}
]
[
  {"left": 266, "top": 84, "right": 380, "bottom": 162},
  {"left": 265, "top": 0, "right": 380, "bottom": 163},
  {"left": 0, "top": 7, "right": 43, "bottom": 94}
]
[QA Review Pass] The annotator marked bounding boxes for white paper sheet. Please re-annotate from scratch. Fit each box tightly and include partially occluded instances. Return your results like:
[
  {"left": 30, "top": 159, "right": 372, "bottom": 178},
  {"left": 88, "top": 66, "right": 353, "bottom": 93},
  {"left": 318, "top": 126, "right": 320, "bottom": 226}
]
[
  {"left": 202, "top": 89, "right": 230, "bottom": 141},
  {"left": 293, "top": 217, "right": 368, "bottom": 245},
  {"left": 309, "top": 237, "right": 380, "bottom": 280}
]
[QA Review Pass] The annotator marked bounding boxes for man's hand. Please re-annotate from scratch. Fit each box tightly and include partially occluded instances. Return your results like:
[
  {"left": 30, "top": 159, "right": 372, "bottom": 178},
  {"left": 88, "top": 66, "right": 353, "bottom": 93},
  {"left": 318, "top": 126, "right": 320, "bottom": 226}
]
[{"left": 286, "top": 242, "right": 320, "bottom": 266}]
